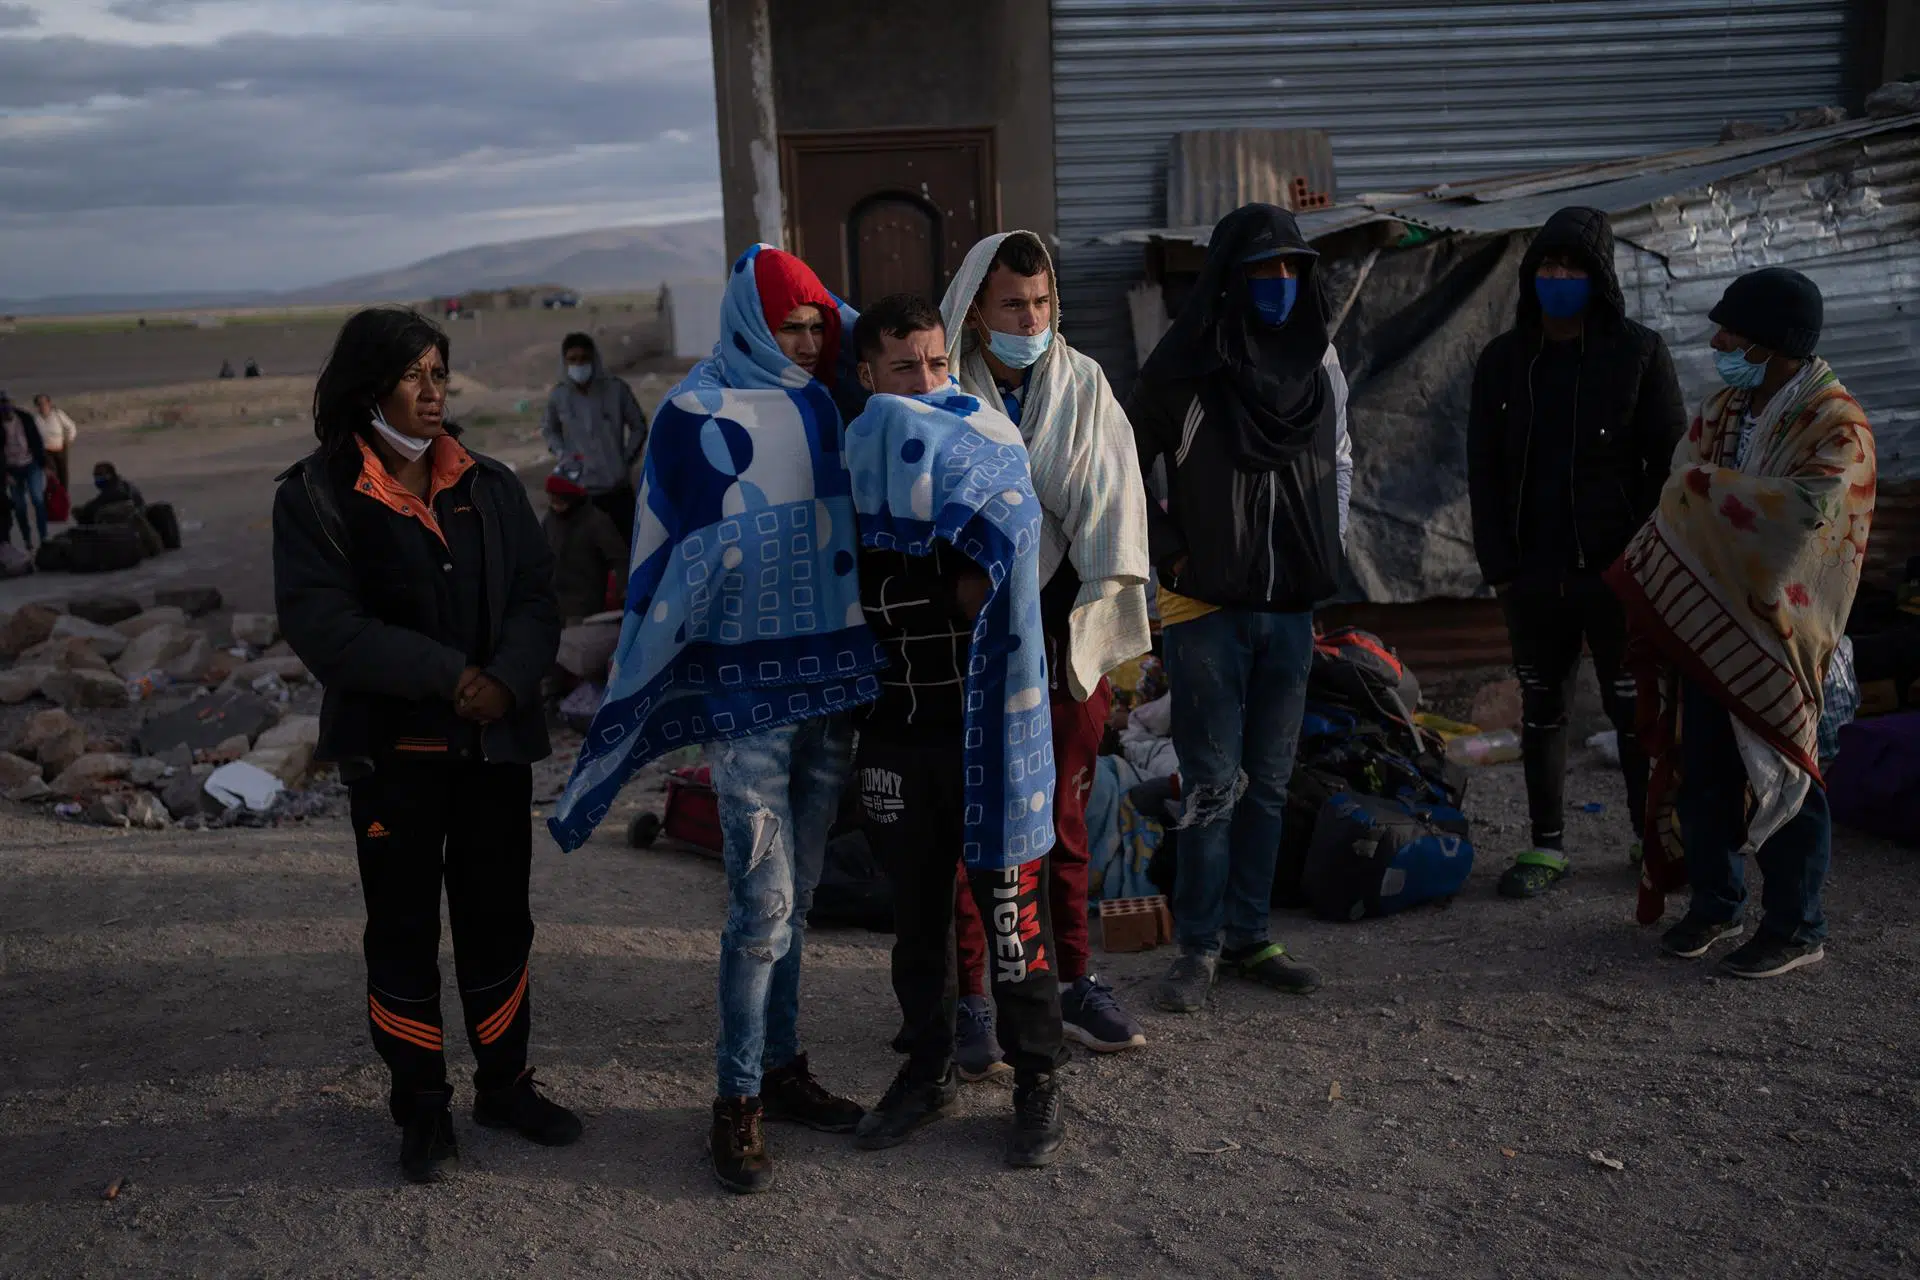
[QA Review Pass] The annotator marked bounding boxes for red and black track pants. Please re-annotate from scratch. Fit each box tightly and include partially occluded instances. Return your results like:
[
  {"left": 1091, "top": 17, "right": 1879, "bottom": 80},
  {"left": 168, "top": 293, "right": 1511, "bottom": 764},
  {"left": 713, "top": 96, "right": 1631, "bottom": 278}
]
[
  {"left": 855, "top": 736, "right": 1066, "bottom": 1085},
  {"left": 348, "top": 758, "right": 535, "bottom": 1124}
]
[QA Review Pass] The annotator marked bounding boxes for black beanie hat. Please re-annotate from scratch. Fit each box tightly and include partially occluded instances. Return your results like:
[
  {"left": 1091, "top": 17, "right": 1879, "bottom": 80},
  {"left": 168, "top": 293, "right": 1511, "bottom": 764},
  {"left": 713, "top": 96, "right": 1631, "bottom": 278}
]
[{"left": 1708, "top": 267, "right": 1822, "bottom": 359}]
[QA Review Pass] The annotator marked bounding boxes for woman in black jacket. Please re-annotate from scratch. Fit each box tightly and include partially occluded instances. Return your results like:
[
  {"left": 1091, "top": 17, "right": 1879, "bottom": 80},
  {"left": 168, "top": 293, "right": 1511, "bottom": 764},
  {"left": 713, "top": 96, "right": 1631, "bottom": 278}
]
[{"left": 273, "top": 307, "right": 578, "bottom": 1184}]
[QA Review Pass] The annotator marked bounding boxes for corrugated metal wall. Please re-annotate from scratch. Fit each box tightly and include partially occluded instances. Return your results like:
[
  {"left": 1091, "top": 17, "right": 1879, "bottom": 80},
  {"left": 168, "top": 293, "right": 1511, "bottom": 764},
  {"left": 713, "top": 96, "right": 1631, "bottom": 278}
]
[{"left": 1053, "top": 0, "right": 1857, "bottom": 382}]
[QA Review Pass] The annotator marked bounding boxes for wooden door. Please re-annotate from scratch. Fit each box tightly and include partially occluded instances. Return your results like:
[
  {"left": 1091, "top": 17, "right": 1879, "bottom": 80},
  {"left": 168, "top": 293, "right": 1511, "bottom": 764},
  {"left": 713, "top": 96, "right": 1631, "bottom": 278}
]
[{"left": 780, "top": 129, "right": 997, "bottom": 308}]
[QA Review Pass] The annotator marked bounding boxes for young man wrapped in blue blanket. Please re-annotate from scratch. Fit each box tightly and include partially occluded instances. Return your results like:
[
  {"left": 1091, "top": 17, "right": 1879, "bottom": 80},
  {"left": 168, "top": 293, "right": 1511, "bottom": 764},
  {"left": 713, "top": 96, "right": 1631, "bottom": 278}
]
[
  {"left": 839, "top": 293, "right": 1069, "bottom": 1169},
  {"left": 549, "top": 245, "right": 886, "bottom": 1194}
]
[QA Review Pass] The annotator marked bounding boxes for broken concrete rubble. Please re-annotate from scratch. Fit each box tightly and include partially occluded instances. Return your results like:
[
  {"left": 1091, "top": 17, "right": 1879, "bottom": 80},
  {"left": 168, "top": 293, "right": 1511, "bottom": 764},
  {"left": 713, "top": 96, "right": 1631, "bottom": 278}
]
[
  {"left": 16, "top": 708, "right": 87, "bottom": 777},
  {"left": 18, "top": 636, "right": 112, "bottom": 672},
  {"left": 161, "top": 768, "right": 215, "bottom": 820},
  {"left": 0, "top": 603, "right": 60, "bottom": 658},
  {"left": 0, "top": 751, "right": 41, "bottom": 792},
  {"left": 65, "top": 596, "right": 144, "bottom": 627},
  {"left": 133, "top": 690, "right": 279, "bottom": 758},
  {"left": 50, "top": 753, "right": 136, "bottom": 798},
  {"left": 50, "top": 615, "right": 131, "bottom": 659},
  {"left": 127, "top": 757, "right": 172, "bottom": 788},
  {"left": 164, "top": 636, "right": 213, "bottom": 683},
  {"left": 230, "top": 613, "right": 280, "bottom": 649},
  {"left": 42, "top": 668, "right": 132, "bottom": 710},
  {"left": 244, "top": 742, "right": 314, "bottom": 784},
  {"left": 114, "top": 607, "right": 189, "bottom": 638},
  {"left": 113, "top": 625, "right": 198, "bottom": 679},
  {"left": 155, "top": 586, "right": 223, "bottom": 617},
  {"left": 0, "top": 664, "right": 55, "bottom": 704}
]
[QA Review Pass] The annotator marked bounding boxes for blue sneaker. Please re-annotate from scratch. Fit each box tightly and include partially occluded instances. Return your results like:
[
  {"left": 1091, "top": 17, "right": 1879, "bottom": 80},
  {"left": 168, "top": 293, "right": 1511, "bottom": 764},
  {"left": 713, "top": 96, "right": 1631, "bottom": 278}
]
[
  {"left": 1061, "top": 975, "right": 1147, "bottom": 1052},
  {"left": 955, "top": 994, "right": 1011, "bottom": 1083}
]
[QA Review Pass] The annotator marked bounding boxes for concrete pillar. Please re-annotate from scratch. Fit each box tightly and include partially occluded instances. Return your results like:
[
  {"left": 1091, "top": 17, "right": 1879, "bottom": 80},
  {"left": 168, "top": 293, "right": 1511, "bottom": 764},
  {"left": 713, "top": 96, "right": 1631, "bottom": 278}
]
[{"left": 709, "top": 0, "right": 784, "bottom": 254}]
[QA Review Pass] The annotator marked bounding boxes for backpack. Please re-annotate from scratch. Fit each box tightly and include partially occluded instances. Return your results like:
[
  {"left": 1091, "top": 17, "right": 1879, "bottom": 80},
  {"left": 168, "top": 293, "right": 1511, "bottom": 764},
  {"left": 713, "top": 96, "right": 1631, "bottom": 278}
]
[
  {"left": 1302, "top": 791, "right": 1474, "bottom": 921},
  {"left": 146, "top": 502, "right": 182, "bottom": 551},
  {"left": 1309, "top": 626, "right": 1422, "bottom": 753}
]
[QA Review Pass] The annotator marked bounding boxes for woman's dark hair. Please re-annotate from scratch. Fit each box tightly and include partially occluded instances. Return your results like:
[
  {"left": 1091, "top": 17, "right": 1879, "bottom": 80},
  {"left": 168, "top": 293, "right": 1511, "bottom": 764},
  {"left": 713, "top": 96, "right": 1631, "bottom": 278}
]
[{"left": 312, "top": 307, "right": 450, "bottom": 450}]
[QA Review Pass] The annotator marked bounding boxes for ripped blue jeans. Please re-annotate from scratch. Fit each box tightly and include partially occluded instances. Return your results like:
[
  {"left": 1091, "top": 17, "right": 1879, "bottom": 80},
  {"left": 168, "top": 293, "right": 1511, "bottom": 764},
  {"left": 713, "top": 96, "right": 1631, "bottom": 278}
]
[
  {"left": 710, "top": 714, "right": 854, "bottom": 1098},
  {"left": 1163, "top": 608, "right": 1314, "bottom": 956}
]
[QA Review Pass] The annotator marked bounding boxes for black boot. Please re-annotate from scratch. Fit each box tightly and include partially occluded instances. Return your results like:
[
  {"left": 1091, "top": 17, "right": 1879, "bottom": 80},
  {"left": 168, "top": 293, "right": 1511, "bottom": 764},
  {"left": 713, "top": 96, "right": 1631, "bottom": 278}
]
[
  {"left": 399, "top": 1097, "right": 459, "bottom": 1184},
  {"left": 761, "top": 1052, "right": 865, "bottom": 1134},
  {"left": 1007, "top": 1073, "right": 1066, "bottom": 1169},
  {"left": 709, "top": 1096, "right": 773, "bottom": 1194},
  {"left": 854, "top": 1064, "right": 958, "bottom": 1151},
  {"left": 473, "top": 1069, "right": 583, "bottom": 1147}
]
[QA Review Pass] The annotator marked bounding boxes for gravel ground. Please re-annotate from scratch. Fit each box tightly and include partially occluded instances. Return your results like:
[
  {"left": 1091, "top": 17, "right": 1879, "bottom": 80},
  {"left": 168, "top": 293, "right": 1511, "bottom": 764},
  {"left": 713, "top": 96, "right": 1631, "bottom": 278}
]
[{"left": 4, "top": 750, "right": 1918, "bottom": 1279}]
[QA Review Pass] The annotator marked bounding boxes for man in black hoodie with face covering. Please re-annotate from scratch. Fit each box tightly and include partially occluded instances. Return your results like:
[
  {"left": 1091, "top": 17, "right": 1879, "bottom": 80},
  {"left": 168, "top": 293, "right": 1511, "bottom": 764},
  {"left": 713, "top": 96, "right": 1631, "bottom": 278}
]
[
  {"left": 1468, "top": 206, "right": 1687, "bottom": 899},
  {"left": 1130, "top": 204, "right": 1348, "bottom": 1013}
]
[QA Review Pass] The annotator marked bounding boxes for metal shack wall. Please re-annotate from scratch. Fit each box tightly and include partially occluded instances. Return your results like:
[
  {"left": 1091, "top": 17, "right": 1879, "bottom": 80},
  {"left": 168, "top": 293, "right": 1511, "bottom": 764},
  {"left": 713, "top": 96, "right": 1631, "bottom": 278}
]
[{"left": 1052, "top": 0, "right": 1855, "bottom": 385}]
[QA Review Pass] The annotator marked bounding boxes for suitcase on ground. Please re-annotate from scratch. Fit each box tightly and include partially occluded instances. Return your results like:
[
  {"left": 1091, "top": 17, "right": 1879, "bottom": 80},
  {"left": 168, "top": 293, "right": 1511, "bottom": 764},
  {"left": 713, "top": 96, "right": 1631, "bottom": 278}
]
[
  {"left": 626, "top": 765, "right": 722, "bottom": 856},
  {"left": 146, "top": 502, "right": 182, "bottom": 551},
  {"left": 1302, "top": 792, "right": 1474, "bottom": 921}
]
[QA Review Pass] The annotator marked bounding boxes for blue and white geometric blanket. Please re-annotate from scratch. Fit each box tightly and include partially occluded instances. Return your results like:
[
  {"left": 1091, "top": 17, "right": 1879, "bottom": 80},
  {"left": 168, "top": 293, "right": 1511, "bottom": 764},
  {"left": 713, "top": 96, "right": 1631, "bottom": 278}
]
[{"left": 845, "top": 387, "right": 1055, "bottom": 869}]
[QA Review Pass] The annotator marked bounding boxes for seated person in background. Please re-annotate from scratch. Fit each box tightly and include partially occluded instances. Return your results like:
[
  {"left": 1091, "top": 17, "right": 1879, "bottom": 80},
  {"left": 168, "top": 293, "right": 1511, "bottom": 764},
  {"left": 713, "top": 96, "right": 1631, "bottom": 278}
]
[
  {"left": 542, "top": 468, "right": 630, "bottom": 624},
  {"left": 75, "top": 461, "right": 145, "bottom": 525}
]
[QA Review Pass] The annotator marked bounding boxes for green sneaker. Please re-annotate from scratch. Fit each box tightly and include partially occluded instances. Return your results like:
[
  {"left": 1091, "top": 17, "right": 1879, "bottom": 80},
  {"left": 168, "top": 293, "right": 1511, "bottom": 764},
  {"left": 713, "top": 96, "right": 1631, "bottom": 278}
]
[{"left": 1497, "top": 849, "right": 1569, "bottom": 899}]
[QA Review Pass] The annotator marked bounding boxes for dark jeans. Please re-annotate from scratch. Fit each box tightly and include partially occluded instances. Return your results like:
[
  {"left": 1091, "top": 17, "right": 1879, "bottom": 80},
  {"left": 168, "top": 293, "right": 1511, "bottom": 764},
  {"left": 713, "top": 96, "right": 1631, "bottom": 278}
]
[
  {"left": 590, "top": 485, "right": 636, "bottom": 543},
  {"left": 1501, "top": 575, "right": 1648, "bottom": 851},
  {"left": 1678, "top": 679, "right": 1830, "bottom": 945},
  {"left": 5, "top": 464, "right": 47, "bottom": 547},
  {"left": 856, "top": 736, "right": 1066, "bottom": 1084},
  {"left": 1161, "top": 608, "right": 1315, "bottom": 955},
  {"left": 348, "top": 759, "right": 536, "bottom": 1123}
]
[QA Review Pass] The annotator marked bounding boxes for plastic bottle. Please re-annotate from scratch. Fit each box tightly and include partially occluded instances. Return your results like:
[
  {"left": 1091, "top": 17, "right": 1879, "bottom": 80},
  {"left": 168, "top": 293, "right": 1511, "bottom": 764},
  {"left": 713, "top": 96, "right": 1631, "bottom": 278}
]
[{"left": 1445, "top": 728, "right": 1522, "bottom": 767}]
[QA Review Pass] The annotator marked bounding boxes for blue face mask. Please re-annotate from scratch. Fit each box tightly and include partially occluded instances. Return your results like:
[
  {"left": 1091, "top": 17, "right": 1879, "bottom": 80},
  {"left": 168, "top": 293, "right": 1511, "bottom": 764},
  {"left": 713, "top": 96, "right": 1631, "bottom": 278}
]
[
  {"left": 1534, "top": 275, "right": 1591, "bottom": 319},
  {"left": 94, "top": 476, "right": 111, "bottom": 491},
  {"left": 985, "top": 326, "right": 1052, "bottom": 370},
  {"left": 1715, "top": 346, "right": 1768, "bottom": 390},
  {"left": 1248, "top": 276, "right": 1298, "bottom": 327}
]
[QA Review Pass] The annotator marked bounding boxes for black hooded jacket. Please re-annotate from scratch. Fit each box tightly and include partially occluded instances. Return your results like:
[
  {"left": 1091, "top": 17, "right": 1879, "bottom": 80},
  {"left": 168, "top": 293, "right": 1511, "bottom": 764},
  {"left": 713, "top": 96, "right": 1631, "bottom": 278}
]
[
  {"left": 1467, "top": 206, "right": 1686, "bottom": 589},
  {"left": 1129, "top": 205, "right": 1343, "bottom": 612}
]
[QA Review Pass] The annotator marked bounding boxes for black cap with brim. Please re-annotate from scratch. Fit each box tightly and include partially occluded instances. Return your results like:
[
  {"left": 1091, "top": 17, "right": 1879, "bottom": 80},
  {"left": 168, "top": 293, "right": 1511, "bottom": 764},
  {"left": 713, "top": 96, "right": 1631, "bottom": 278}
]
[{"left": 1708, "top": 266, "right": 1823, "bottom": 358}]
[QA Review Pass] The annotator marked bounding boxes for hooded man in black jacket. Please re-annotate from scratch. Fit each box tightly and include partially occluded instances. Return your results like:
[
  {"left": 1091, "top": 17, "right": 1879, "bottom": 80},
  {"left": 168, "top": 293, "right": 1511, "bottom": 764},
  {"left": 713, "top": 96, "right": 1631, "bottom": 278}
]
[
  {"left": 1130, "top": 204, "right": 1347, "bottom": 1013},
  {"left": 1468, "top": 205, "right": 1687, "bottom": 898}
]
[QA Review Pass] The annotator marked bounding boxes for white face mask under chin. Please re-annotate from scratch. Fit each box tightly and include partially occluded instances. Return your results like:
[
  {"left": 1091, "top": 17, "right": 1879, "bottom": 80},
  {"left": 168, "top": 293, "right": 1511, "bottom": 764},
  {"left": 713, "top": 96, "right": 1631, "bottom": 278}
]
[{"left": 371, "top": 407, "right": 433, "bottom": 462}]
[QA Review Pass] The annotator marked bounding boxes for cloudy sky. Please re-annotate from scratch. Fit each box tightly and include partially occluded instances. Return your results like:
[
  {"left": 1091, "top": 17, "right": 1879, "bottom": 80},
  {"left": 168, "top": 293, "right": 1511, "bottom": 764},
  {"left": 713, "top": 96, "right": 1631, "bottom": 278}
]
[{"left": 0, "top": 0, "right": 720, "bottom": 298}]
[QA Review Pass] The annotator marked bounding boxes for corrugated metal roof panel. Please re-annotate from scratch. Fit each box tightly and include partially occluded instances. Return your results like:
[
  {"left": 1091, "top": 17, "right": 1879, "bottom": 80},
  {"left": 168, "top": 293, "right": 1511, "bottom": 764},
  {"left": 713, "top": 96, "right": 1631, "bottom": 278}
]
[
  {"left": 1052, "top": 0, "right": 1855, "bottom": 383},
  {"left": 1164, "top": 129, "right": 1337, "bottom": 227}
]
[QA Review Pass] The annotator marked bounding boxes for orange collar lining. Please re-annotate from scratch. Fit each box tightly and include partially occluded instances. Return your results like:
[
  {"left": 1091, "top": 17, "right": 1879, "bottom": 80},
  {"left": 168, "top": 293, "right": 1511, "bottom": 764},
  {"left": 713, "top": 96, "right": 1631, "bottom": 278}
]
[{"left": 354, "top": 435, "right": 476, "bottom": 547}]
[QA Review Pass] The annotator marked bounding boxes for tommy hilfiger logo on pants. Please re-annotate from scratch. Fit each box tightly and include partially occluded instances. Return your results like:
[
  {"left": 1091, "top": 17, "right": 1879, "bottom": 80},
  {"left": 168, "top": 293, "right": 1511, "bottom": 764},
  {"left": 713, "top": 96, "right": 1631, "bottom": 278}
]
[
  {"left": 860, "top": 768, "right": 904, "bottom": 824},
  {"left": 989, "top": 860, "right": 1049, "bottom": 984}
]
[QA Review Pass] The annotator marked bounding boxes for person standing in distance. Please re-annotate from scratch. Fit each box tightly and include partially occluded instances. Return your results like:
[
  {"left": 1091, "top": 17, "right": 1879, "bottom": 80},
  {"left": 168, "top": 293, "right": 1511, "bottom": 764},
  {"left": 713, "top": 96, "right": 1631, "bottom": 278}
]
[{"left": 542, "top": 331, "right": 649, "bottom": 537}]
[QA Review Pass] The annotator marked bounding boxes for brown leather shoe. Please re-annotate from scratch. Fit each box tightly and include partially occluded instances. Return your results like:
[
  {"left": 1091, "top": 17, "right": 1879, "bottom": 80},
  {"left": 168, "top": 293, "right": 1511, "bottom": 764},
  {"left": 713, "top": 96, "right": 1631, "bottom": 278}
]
[
  {"left": 761, "top": 1053, "right": 864, "bottom": 1134},
  {"left": 709, "top": 1096, "right": 773, "bottom": 1194}
]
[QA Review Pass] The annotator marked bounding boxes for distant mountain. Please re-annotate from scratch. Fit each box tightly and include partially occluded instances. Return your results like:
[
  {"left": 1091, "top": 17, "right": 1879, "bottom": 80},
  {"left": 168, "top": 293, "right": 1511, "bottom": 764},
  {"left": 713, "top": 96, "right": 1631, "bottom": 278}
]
[
  {"left": 0, "top": 217, "right": 727, "bottom": 316},
  {"left": 282, "top": 218, "right": 726, "bottom": 304}
]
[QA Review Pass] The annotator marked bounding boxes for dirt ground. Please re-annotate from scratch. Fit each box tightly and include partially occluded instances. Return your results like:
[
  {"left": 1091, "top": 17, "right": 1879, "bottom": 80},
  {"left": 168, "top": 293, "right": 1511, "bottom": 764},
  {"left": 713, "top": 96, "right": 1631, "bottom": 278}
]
[{"left": 4, "top": 370, "right": 1919, "bottom": 1278}]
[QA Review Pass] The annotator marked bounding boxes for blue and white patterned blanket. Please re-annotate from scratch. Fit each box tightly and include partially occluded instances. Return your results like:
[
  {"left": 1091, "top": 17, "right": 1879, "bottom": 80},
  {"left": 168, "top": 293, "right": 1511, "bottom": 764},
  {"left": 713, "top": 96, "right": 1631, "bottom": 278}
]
[
  {"left": 845, "top": 388, "right": 1055, "bottom": 869},
  {"left": 548, "top": 246, "right": 882, "bottom": 852}
]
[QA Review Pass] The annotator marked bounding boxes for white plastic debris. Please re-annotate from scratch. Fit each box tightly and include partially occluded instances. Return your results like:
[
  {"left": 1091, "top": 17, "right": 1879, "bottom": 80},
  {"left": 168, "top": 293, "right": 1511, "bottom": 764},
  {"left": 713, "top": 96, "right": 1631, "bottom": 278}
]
[
  {"left": 1587, "top": 730, "right": 1621, "bottom": 766},
  {"left": 204, "top": 760, "right": 285, "bottom": 813}
]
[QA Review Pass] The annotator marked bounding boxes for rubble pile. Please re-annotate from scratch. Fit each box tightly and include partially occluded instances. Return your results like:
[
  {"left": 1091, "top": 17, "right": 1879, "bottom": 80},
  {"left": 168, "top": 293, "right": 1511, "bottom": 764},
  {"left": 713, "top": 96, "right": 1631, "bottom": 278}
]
[{"left": 0, "top": 590, "right": 344, "bottom": 831}]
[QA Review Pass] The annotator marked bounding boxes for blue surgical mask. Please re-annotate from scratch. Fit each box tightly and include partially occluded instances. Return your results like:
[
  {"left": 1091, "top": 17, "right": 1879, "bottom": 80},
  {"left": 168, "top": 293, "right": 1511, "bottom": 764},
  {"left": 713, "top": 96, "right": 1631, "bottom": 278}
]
[
  {"left": 986, "top": 327, "right": 1052, "bottom": 370},
  {"left": 1248, "top": 276, "right": 1298, "bottom": 327},
  {"left": 565, "top": 363, "right": 594, "bottom": 385},
  {"left": 1715, "top": 346, "right": 1767, "bottom": 390},
  {"left": 1534, "top": 275, "right": 1591, "bottom": 319},
  {"left": 94, "top": 476, "right": 111, "bottom": 491}
]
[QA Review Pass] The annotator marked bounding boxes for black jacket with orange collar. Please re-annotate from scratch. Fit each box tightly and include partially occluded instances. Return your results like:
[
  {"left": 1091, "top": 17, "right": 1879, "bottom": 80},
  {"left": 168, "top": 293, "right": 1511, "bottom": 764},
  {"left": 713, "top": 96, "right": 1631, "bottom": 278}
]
[{"left": 272, "top": 433, "right": 560, "bottom": 775}]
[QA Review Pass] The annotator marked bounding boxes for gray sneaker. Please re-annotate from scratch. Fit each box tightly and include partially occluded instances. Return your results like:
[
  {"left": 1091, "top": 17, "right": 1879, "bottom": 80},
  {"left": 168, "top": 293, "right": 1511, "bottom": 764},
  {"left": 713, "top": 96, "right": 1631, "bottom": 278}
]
[
  {"left": 1154, "top": 951, "right": 1216, "bottom": 1013},
  {"left": 955, "top": 994, "right": 1011, "bottom": 1083}
]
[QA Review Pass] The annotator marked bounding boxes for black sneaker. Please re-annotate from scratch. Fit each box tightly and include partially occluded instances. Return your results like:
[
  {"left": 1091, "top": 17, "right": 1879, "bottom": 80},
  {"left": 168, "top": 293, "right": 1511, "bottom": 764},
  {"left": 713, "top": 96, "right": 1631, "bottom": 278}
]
[
  {"left": 1061, "top": 974, "right": 1147, "bottom": 1052},
  {"left": 1721, "top": 934, "right": 1826, "bottom": 980},
  {"left": 472, "top": 1069, "right": 583, "bottom": 1147},
  {"left": 955, "top": 995, "right": 1012, "bottom": 1084},
  {"left": 1154, "top": 951, "right": 1216, "bottom": 1013},
  {"left": 761, "top": 1052, "right": 865, "bottom": 1134},
  {"left": 400, "top": 1102, "right": 459, "bottom": 1185},
  {"left": 709, "top": 1096, "right": 773, "bottom": 1194},
  {"left": 1007, "top": 1073, "right": 1066, "bottom": 1169},
  {"left": 1221, "top": 941, "right": 1322, "bottom": 994},
  {"left": 1660, "top": 915, "right": 1746, "bottom": 959},
  {"left": 853, "top": 1065, "right": 958, "bottom": 1151}
]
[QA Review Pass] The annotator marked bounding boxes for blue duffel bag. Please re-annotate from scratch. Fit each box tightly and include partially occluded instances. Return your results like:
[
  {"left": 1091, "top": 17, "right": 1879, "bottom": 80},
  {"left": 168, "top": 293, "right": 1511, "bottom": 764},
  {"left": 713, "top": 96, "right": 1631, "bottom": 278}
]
[{"left": 1302, "top": 791, "right": 1474, "bottom": 921}]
